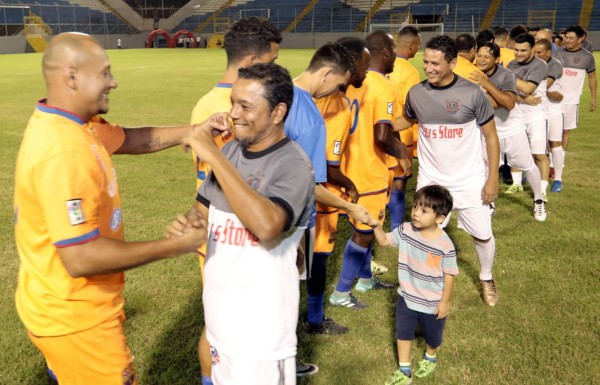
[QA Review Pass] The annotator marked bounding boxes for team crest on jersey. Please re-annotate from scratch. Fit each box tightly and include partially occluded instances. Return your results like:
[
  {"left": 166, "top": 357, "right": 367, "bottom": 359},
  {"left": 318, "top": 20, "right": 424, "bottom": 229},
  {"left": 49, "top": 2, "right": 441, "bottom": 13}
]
[
  {"left": 333, "top": 141, "right": 342, "bottom": 155},
  {"left": 445, "top": 99, "right": 462, "bottom": 115},
  {"left": 246, "top": 175, "right": 262, "bottom": 190},
  {"left": 110, "top": 208, "right": 122, "bottom": 231},
  {"left": 210, "top": 345, "right": 220, "bottom": 366},
  {"left": 66, "top": 199, "right": 85, "bottom": 225},
  {"left": 387, "top": 102, "right": 393, "bottom": 115},
  {"left": 122, "top": 363, "right": 136, "bottom": 385},
  {"left": 574, "top": 57, "right": 581, "bottom": 64}
]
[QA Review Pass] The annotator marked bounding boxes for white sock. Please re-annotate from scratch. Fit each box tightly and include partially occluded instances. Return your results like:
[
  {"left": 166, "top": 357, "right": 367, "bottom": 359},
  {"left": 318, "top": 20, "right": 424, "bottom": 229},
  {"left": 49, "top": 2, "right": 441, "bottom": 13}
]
[
  {"left": 524, "top": 165, "right": 542, "bottom": 200},
  {"left": 552, "top": 147, "right": 565, "bottom": 181},
  {"left": 540, "top": 180, "right": 549, "bottom": 194},
  {"left": 511, "top": 172, "right": 523, "bottom": 186},
  {"left": 475, "top": 235, "right": 495, "bottom": 281}
]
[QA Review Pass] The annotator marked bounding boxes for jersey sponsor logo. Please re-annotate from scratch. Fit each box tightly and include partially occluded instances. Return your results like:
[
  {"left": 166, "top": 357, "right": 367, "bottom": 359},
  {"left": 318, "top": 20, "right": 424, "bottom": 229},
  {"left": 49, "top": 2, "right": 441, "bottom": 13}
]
[
  {"left": 421, "top": 125, "right": 464, "bottom": 139},
  {"left": 246, "top": 175, "right": 262, "bottom": 190},
  {"left": 387, "top": 102, "right": 393, "bottom": 115},
  {"left": 564, "top": 69, "right": 579, "bottom": 77},
  {"left": 110, "top": 208, "right": 122, "bottom": 231},
  {"left": 122, "top": 363, "right": 136, "bottom": 385},
  {"left": 444, "top": 99, "right": 462, "bottom": 115},
  {"left": 66, "top": 199, "right": 85, "bottom": 225},
  {"left": 210, "top": 345, "right": 220, "bottom": 366},
  {"left": 333, "top": 141, "right": 341, "bottom": 155},
  {"left": 209, "top": 219, "right": 259, "bottom": 247}
]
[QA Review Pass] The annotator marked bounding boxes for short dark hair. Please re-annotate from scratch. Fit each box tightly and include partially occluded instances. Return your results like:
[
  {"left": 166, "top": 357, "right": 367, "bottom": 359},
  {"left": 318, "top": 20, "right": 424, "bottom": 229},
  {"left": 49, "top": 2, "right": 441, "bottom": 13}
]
[
  {"left": 425, "top": 35, "right": 457, "bottom": 63},
  {"left": 366, "top": 30, "right": 395, "bottom": 54},
  {"left": 478, "top": 41, "right": 500, "bottom": 58},
  {"left": 398, "top": 25, "right": 420, "bottom": 38},
  {"left": 335, "top": 36, "right": 367, "bottom": 73},
  {"left": 224, "top": 17, "right": 282, "bottom": 65},
  {"left": 529, "top": 26, "right": 541, "bottom": 33},
  {"left": 238, "top": 63, "right": 293, "bottom": 121},
  {"left": 509, "top": 25, "right": 528, "bottom": 41},
  {"left": 493, "top": 27, "right": 509, "bottom": 39},
  {"left": 553, "top": 34, "right": 563, "bottom": 43},
  {"left": 476, "top": 29, "right": 495, "bottom": 48},
  {"left": 565, "top": 24, "right": 586, "bottom": 38},
  {"left": 535, "top": 38, "right": 552, "bottom": 51},
  {"left": 514, "top": 32, "right": 535, "bottom": 48},
  {"left": 456, "top": 33, "right": 476, "bottom": 52},
  {"left": 307, "top": 42, "right": 354, "bottom": 75},
  {"left": 413, "top": 185, "right": 453, "bottom": 217}
]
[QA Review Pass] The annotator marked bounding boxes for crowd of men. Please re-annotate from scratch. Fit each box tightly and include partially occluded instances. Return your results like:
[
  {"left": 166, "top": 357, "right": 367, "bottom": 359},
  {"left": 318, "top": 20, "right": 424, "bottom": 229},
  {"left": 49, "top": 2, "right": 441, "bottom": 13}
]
[{"left": 13, "top": 17, "right": 595, "bottom": 385}]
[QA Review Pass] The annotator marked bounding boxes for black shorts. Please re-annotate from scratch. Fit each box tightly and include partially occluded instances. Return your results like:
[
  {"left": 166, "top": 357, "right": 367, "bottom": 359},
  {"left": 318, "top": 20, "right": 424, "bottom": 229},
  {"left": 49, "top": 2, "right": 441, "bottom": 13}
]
[{"left": 395, "top": 294, "right": 445, "bottom": 348}]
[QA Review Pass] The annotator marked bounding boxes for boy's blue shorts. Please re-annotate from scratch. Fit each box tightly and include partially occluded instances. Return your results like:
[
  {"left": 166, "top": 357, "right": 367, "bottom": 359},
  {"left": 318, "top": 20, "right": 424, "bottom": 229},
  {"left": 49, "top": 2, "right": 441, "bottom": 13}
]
[{"left": 396, "top": 294, "right": 446, "bottom": 348}]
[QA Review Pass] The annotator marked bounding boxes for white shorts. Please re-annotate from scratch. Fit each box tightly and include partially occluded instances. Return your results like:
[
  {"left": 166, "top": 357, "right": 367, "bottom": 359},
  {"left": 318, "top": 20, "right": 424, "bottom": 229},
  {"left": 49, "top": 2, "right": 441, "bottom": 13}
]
[
  {"left": 546, "top": 113, "right": 564, "bottom": 142},
  {"left": 501, "top": 131, "right": 536, "bottom": 171},
  {"left": 417, "top": 183, "right": 493, "bottom": 241},
  {"left": 563, "top": 104, "right": 579, "bottom": 130},
  {"left": 525, "top": 119, "right": 547, "bottom": 154},
  {"left": 212, "top": 351, "right": 296, "bottom": 385}
]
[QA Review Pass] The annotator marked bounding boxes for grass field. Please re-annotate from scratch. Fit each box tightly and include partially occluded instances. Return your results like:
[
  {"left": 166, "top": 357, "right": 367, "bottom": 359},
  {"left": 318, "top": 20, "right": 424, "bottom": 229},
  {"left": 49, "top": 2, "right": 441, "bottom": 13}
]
[{"left": 1, "top": 48, "right": 599, "bottom": 385}]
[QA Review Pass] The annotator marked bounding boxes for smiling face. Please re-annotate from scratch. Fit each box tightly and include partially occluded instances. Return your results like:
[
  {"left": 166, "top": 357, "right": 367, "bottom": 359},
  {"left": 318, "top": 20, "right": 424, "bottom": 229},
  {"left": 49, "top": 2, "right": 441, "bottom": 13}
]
[
  {"left": 75, "top": 42, "right": 118, "bottom": 119},
  {"left": 423, "top": 48, "right": 456, "bottom": 87},
  {"left": 514, "top": 41, "right": 534, "bottom": 63},
  {"left": 563, "top": 31, "right": 582, "bottom": 51},
  {"left": 229, "top": 78, "right": 282, "bottom": 150},
  {"left": 476, "top": 46, "right": 499, "bottom": 73},
  {"left": 533, "top": 43, "right": 552, "bottom": 62}
]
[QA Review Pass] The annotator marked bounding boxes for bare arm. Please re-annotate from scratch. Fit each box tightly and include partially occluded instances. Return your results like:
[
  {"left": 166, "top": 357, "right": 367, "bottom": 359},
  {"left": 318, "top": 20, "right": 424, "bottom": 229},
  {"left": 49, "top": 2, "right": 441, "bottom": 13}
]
[
  {"left": 589, "top": 71, "right": 597, "bottom": 111},
  {"left": 375, "top": 124, "right": 411, "bottom": 177},
  {"left": 515, "top": 78, "right": 538, "bottom": 95},
  {"left": 115, "top": 125, "right": 194, "bottom": 154},
  {"left": 481, "top": 119, "right": 500, "bottom": 204},
  {"left": 315, "top": 184, "right": 374, "bottom": 226},
  {"left": 373, "top": 222, "right": 392, "bottom": 247},
  {"left": 470, "top": 70, "right": 516, "bottom": 110},
  {"left": 546, "top": 78, "right": 563, "bottom": 102},
  {"left": 435, "top": 273, "right": 455, "bottom": 319},
  {"left": 394, "top": 115, "right": 417, "bottom": 132},
  {"left": 326, "top": 165, "right": 358, "bottom": 203}
]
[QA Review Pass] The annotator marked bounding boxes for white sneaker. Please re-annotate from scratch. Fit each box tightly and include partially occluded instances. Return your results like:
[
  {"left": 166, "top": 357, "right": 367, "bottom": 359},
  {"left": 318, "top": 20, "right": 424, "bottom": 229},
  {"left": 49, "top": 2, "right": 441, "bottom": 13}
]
[{"left": 534, "top": 199, "right": 547, "bottom": 222}]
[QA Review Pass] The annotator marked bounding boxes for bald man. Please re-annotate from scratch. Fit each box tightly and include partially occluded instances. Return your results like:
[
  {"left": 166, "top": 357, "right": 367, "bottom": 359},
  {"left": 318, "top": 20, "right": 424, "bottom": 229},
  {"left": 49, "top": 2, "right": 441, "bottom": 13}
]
[{"left": 14, "top": 32, "right": 216, "bottom": 385}]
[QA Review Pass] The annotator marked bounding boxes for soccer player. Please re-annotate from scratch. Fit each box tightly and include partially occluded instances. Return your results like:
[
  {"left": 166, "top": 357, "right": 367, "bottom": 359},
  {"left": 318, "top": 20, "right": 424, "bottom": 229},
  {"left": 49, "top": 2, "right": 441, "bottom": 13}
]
[
  {"left": 329, "top": 31, "right": 410, "bottom": 309},
  {"left": 188, "top": 18, "right": 283, "bottom": 384},
  {"left": 471, "top": 42, "right": 546, "bottom": 220},
  {"left": 387, "top": 25, "right": 421, "bottom": 231},
  {"left": 559, "top": 24, "right": 596, "bottom": 189},
  {"left": 171, "top": 62, "right": 315, "bottom": 385},
  {"left": 505, "top": 33, "right": 550, "bottom": 209},
  {"left": 453, "top": 33, "right": 484, "bottom": 80},
  {"left": 396, "top": 35, "right": 501, "bottom": 307},
  {"left": 535, "top": 28, "right": 557, "bottom": 52},
  {"left": 14, "top": 32, "right": 210, "bottom": 385},
  {"left": 306, "top": 37, "right": 371, "bottom": 335},
  {"left": 534, "top": 38, "right": 565, "bottom": 193}
]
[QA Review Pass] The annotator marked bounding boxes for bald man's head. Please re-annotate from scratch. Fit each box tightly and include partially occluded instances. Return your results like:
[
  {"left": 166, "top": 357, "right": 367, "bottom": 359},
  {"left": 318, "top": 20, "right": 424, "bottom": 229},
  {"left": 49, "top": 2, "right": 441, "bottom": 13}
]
[
  {"left": 43, "top": 33, "right": 117, "bottom": 122},
  {"left": 366, "top": 30, "right": 396, "bottom": 74}
]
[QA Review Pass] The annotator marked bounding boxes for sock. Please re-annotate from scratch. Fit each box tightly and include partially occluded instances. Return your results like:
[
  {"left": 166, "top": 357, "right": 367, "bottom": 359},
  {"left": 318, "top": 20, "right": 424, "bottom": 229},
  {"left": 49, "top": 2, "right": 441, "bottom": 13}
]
[
  {"left": 511, "top": 171, "right": 523, "bottom": 186},
  {"left": 201, "top": 375, "right": 214, "bottom": 385},
  {"left": 387, "top": 190, "right": 406, "bottom": 231},
  {"left": 474, "top": 235, "right": 495, "bottom": 281},
  {"left": 357, "top": 243, "right": 373, "bottom": 279},
  {"left": 523, "top": 164, "right": 542, "bottom": 200},
  {"left": 424, "top": 352, "right": 437, "bottom": 363},
  {"left": 307, "top": 294, "right": 324, "bottom": 325},
  {"left": 357, "top": 277, "right": 374, "bottom": 286},
  {"left": 541, "top": 179, "right": 548, "bottom": 194},
  {"left": 335, "top": 240, "right": 369, "bottom": 293},
  {"left": 399, "top": 362, "right": 412, "bottom": 377},
  {"left": 551, "top": 146, "right": 565, "bottom": 181}
]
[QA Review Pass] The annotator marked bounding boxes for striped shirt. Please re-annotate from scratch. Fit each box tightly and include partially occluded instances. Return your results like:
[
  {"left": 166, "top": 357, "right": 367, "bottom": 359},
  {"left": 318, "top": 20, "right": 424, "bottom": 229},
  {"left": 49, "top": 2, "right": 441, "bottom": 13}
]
[{"left": 388, "top": 222, "right": 458, "bottom": 314}]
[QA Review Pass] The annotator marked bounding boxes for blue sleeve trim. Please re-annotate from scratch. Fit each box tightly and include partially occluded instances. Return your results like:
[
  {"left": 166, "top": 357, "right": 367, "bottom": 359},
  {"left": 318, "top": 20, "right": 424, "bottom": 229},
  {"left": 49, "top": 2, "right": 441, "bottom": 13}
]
[
  {"left": 54, "top": 229, "right": 100, "bottom": 248},
  {"left": 327, "top": 160, "right": 341, "bottom": 166}
]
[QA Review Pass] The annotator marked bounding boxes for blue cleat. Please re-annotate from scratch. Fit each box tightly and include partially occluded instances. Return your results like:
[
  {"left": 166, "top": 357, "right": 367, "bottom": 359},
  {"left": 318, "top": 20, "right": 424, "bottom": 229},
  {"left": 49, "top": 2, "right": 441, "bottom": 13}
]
[{"left": 551, "top": 180, "right": 562, "bottom": 193}]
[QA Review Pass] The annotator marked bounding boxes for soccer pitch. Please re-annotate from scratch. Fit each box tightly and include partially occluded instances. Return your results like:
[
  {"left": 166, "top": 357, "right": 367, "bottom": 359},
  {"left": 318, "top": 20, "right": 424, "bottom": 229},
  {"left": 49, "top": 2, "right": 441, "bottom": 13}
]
[{"left": 0, "top": 48, "right": 599, "bottom": 385}]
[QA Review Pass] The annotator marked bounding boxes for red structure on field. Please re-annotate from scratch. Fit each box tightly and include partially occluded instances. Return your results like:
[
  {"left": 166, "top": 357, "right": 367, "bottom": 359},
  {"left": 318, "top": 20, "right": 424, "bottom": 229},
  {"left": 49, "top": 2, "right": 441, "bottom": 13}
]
[{"left": 146, "top": 29, "right": 171, "bottom": 48}]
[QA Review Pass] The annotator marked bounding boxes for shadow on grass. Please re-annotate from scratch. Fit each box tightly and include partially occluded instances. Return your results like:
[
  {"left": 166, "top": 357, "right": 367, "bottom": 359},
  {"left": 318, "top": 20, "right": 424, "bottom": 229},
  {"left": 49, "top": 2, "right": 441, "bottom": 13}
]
[{"left": 142, "top": 287, "right": 204, "bottom": 385}]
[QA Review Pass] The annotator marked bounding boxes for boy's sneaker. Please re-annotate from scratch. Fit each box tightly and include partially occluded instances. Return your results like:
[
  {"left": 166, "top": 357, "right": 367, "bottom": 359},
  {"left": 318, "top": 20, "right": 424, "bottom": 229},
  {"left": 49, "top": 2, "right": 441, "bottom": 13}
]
[
  {"left": 385, "top": 369, "right": 412, "bottom": 385},
  {"left": 504, "top": 184, "right": 523, "bottom": 194},
  {"left": 354, "top": 278, "right": 395, "bottom": 293},
  {"left": 371, "top": 259, "right": 389, "bottom": 275},
  {"left": 533, "top": 199, "right": 547, "bottom": 222},
  {"left": 328, "top": 292, "right": 368, "bottom": 309},
  {"left": 415, "top": 359, "right": 437, "bottom": 378},
  {"left": 551, "top": 180, "right": 562, "bottom": 193},
  {"left": 296, "top": 359, "right": 318, "bottom": 377},
  {"left": 480, "top": 280, "right": 499, "bottom": 307},
  {"left": 302, "top": 316, "right": 348, "bottom": 335}
]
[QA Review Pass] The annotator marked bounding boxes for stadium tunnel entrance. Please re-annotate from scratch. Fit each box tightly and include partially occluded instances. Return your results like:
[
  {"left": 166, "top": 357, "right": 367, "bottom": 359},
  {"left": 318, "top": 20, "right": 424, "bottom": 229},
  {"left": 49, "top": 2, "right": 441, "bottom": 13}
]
[
  {"left": 146, "top": 29, "right": 171, "bottom": 48},
  {"left": 171, "top": 30, "right": 196, "bottom": 48}
]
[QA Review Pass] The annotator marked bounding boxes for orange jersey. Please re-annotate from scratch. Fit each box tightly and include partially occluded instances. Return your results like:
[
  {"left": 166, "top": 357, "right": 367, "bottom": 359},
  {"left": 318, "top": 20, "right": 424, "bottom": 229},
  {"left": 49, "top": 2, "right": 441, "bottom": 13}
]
[
  {"left": 453, "top": 55, "right": 483, "bottom": 83},
  {"left": 14, "top": 101, "right": 125, "bottom": 337},
  {"left": 343, "top": 70, "right": 396, "bottom": 195},
  {"left": 190, "top": 83, "right": 234, "bottom": 189},
  {"left": 89, "top": 115, "right": 125, "bottom": 155},
  {"left": 499, "top": 47, "right": 515, "bottom": 67}
]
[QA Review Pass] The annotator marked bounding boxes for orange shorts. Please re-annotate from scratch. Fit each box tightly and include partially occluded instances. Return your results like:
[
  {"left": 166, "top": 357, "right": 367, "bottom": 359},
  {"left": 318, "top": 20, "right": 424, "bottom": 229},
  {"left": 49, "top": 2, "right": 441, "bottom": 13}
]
[
  {"left": 29, "top": 312, "right": 137, "bottom": 385},
  {"left": 394, "top": 128, "right": 415, "bottom": 178},
  {"left": 352, "top": 191, "right": 387, "bottom": 231},
  {"left": 314, "top": 208, "right": 340, "bottom": 254}
]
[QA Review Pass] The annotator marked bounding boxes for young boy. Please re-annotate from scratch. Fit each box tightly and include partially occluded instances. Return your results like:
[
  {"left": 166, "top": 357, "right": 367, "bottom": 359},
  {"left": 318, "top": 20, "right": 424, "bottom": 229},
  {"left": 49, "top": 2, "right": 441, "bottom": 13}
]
[{"left": 373, "top": 185, "right": 458, "bottom": 385}]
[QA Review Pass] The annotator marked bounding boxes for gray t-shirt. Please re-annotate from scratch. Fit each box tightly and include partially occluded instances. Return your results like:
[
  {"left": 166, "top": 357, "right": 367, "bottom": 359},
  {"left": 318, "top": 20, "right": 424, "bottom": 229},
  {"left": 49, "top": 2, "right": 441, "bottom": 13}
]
[
  {"left": 507, "top": 56, "right": 548, "bottom": 120},
  {"left": 488, "top": 65, "right": 524, "bottom": 138},
  {"left": 559, "top": 48, "right": 596, "bottom": 104}
]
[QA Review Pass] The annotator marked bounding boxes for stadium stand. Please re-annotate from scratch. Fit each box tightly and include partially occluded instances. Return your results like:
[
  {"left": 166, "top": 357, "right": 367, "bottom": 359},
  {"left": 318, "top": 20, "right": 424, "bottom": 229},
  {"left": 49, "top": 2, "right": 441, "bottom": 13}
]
[{"left": 491, "top": 0, "right": 582, "bottom": 31}]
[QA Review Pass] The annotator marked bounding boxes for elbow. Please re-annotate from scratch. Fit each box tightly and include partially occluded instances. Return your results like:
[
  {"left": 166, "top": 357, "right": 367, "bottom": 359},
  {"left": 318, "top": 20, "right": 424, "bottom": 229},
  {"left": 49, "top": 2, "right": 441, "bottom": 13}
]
[
  {"left": 62, "top": 261, "right": 88, "bottom": 278},
  {"left": 254, "top": 224, "right": 283, "bottom": 243}
]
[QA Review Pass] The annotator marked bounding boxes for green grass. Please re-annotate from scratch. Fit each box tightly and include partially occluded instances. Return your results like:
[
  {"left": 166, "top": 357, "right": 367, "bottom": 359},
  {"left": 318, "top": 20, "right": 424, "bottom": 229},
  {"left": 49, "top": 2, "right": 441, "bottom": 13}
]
[{"left": 1, "top": 48, "right": 599, "bottom": 385}]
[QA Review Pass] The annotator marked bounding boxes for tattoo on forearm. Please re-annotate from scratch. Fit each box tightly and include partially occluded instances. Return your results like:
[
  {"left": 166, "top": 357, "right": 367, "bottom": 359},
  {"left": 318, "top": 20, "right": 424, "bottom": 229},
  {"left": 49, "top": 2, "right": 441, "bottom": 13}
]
[{"left": 141, "top": 137, "right": 178, "bottom": 149}]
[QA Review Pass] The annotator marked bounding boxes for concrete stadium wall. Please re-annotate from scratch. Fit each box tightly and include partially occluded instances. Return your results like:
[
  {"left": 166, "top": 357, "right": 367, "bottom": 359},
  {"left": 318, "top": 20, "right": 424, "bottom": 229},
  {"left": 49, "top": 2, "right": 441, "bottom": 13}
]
[{"left": 2, "top": 32, "right": 599, "bottom": 54}]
